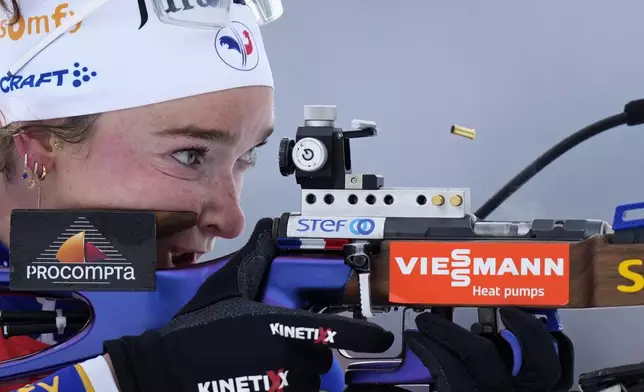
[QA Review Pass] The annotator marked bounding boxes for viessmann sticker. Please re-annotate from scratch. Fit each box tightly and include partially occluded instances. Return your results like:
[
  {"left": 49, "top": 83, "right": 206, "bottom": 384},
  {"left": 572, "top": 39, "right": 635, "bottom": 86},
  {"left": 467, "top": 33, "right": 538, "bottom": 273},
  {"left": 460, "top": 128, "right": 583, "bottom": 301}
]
[{"left": 389, "top": 242, "right": 570, "bottom": 306}]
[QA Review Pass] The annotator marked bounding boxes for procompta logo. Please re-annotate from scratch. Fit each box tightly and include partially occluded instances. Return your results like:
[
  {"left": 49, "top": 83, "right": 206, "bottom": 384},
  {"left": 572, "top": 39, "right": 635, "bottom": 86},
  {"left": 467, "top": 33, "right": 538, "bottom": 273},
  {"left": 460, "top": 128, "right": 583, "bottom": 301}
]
[
  {"left": 26, "top": 216, "right": 136, "bottom": 285},
  {"left": 9, "top": 210, "right": 159, "bottom": 291},
  {"left": 0, "top": 3, "right": 82, "bottom": 41}
]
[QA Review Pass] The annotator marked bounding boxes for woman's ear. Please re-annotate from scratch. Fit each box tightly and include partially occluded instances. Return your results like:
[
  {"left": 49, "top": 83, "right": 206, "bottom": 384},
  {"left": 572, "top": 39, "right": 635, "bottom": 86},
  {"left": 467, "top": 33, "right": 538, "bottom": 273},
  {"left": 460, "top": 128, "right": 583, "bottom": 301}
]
[{"left": 12, "top": 130, "right": 58, "bottom": 175}]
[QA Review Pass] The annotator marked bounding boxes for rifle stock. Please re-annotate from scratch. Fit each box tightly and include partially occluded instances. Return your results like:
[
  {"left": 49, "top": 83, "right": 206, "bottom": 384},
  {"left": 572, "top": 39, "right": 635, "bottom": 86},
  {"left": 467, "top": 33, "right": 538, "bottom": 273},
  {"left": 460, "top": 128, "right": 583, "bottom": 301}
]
[{"left": 579, "top": 234, "right": 644, "bottom": 307}]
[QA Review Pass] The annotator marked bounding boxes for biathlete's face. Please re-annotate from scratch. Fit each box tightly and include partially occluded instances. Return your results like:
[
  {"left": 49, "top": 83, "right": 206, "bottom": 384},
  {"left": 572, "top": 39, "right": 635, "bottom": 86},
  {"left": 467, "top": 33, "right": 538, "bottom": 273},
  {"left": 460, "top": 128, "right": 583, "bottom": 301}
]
[{"left": 49, "top": 86, "right": 274, "bottom": 268}]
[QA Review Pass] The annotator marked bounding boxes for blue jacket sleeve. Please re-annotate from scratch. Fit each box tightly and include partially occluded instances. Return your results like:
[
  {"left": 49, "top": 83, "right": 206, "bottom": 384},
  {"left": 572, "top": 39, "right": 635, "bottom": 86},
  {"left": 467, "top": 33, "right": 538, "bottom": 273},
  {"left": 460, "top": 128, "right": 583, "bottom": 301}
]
[{"left": 10, "top": 356, "right": 120, "bottom": 392}]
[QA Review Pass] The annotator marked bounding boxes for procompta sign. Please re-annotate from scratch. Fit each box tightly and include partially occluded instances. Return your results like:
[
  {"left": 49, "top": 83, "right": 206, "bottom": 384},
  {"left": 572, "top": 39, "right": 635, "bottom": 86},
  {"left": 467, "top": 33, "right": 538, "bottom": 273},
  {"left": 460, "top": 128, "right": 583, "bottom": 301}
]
[
  {"left": 389, "top": 241, "right": 570, "bottom": 306},
  {"left": 9, "top": 210, "right": 156, "bottom": 291}
]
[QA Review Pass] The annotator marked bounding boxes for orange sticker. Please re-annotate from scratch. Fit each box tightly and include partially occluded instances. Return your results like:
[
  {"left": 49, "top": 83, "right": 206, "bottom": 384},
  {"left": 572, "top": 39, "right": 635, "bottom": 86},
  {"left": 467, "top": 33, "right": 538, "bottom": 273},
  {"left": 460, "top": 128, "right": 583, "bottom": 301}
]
[{"left": 389, "top": 242, "right": 570, "bottom": 306}]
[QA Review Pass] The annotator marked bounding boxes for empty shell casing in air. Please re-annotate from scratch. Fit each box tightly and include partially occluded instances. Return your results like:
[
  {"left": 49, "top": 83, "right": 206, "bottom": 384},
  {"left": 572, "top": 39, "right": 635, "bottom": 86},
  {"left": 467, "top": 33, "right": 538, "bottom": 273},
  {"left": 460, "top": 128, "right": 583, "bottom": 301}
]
[{"left": 450, "top": 125, "right": 476, "bottom": 140}]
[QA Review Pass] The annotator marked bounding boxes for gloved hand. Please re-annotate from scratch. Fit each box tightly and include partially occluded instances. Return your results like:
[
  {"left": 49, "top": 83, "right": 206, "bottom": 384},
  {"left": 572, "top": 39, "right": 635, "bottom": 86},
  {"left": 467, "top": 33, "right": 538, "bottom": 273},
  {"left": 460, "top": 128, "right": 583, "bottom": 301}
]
[
  {"left": 404, "top": 308, "right": 561, "bottom": 392},
  {"left": 404, "top": 308, "right": 562, "bottom": 391},
  {"left": 351, "top": 308, "right": 565, "bottom": 392},
  {"left": 104, "top": 218, "right": 395, "bottom": 392}
]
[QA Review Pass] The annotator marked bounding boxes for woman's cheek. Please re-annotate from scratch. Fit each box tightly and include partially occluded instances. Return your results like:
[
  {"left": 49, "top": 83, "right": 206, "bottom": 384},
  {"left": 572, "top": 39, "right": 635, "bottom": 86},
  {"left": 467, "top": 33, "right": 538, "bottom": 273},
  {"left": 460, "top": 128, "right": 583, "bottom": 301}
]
[{"left": 148, "top": 158, "right": 201, "bottom": 182}]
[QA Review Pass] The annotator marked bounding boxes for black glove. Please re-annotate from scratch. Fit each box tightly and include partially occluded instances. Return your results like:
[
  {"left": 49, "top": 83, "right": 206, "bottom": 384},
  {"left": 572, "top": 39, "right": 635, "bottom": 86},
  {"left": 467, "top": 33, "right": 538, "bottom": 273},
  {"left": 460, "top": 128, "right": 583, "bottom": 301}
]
[
  {"left": 104, "top": 218, "right": 395, "bottom": 392},
  {"left": 404, "top": 308, "right": 563, "bottom": 392}
]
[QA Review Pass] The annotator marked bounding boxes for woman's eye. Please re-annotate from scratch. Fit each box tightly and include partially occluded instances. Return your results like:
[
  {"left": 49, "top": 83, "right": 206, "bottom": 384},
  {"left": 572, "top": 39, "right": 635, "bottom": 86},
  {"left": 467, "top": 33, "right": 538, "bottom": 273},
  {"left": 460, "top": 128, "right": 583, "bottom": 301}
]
[{"left": 172, "top": 147, "right": 208, "bottom": 167}]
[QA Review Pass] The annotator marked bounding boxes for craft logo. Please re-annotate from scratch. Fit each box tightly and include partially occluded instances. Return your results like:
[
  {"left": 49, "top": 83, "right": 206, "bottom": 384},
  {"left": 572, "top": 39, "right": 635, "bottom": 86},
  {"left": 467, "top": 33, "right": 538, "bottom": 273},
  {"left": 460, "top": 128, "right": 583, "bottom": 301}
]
[
  {"left": 198, "top": 370, "right": 289, "bottom": 392},
  {"left": 26, "top": 216, "right": 135, "bottom": 285},
  {"left": 215, "top": 21, "right": 259, "bottom": 71},
  {"left": 0, "top": 3, "right": 82, "bottom": 41},
  {"left": 269, "top": 323, "right": 337, "bottom": 344},
  {"left": 0, "top": 62, "right": 97, "bottom": 94},
  {"left": 389, "top": 242, "right": 570, "bottom": 306}
]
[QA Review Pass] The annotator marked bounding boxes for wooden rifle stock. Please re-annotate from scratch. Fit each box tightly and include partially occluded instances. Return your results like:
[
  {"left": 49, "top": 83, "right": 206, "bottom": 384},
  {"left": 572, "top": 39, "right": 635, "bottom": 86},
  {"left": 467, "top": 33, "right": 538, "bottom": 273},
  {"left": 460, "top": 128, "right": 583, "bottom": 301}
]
[
  {"left": 154, "top": 211, "right": 198, "bottom": 238},
  {"left": 341, "top": 235, "right": 644, "bottom": 308}
]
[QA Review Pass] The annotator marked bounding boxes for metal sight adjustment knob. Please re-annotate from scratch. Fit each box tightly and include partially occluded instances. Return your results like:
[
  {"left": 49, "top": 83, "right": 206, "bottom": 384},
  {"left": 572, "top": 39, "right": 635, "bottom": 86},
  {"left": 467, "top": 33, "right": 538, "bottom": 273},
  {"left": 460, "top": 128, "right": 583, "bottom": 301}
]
[{"left": 278, "top": 138, "right": 295, "bottom": 176}]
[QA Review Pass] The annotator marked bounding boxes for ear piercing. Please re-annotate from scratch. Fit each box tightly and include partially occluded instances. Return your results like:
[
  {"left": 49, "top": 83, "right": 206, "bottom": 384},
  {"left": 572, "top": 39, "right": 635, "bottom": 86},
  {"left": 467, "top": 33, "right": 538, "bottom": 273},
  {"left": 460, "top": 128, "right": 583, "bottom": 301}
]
[
  {"left": 21, "top": 153, "right": 29, "bottom": 181},
  {"left": 22, "top": 154, "right": 48, "bottom": 209},
  {"left": 53, "top": 139, "right": 64, "bottom": 151}
]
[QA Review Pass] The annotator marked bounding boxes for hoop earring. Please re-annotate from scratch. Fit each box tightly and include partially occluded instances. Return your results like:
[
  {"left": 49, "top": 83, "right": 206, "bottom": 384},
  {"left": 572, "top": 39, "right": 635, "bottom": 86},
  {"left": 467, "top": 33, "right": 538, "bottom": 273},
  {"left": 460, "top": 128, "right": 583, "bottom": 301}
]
[
  {"left": 36, "top": 164, "right": 46, "bottom": 209},
  {"left": 21, "top": 155, "right": 47, "bottom": 209},
  {"left": 39, "top": 165, "right": 47, "bottom": 182}
]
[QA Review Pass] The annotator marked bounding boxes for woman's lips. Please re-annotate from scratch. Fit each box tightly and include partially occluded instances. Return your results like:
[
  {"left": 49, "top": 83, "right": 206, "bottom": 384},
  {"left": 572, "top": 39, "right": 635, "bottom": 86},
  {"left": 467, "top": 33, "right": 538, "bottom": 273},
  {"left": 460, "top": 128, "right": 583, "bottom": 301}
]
[
  {"left": 157, "top": 249, "right": 205, "bottom": 268},
  {"left": 156, "top": 244, "right": 206, "bottom": 269}
]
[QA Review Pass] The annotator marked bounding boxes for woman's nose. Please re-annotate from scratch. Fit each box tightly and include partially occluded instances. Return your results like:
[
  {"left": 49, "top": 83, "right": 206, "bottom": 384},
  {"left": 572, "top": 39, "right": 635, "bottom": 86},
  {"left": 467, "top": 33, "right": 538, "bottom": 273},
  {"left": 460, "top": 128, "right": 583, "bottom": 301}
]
[{"left": 196, "top": 177, "right": 245, "bottom": 239}]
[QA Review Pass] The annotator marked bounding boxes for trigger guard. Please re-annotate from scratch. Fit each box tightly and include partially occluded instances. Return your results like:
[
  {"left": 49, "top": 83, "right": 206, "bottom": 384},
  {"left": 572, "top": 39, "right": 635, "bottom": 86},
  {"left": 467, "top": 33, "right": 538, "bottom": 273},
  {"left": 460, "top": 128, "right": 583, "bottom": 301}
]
[
  {"left": 500, "top": 329, "right": 522, "bottom": 377},
  {"left": 499, "top": 329, "right": 561, "bottom": 378},
  {"left": 552, "top": 336, "right": 559, "bottom": 355}
]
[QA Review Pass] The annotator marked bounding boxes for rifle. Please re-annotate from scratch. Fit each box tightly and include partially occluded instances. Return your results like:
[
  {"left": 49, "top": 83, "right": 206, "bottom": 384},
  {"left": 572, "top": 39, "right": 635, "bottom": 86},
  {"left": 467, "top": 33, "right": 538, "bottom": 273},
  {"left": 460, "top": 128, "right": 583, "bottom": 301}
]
[{"left": 2, "top": 100, "right": 644, "bottom": 391}]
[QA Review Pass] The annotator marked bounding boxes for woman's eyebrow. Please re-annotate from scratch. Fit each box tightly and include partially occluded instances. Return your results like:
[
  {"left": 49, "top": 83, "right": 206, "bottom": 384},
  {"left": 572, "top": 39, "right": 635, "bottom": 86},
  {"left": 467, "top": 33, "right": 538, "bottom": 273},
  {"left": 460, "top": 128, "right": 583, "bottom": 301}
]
[
  {"left": 154, "top": 125, "right": 274, "bottom": 145},
  {"left": 154, "top": 125, "right": 238, "bottom": 144}
]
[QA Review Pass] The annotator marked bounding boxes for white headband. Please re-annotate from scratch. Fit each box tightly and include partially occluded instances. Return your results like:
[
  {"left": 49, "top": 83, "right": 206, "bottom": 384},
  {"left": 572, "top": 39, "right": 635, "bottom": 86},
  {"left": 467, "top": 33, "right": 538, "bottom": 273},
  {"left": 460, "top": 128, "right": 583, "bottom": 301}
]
[{"left": 0, "top": 0, "right": 273, "bottom": 125}]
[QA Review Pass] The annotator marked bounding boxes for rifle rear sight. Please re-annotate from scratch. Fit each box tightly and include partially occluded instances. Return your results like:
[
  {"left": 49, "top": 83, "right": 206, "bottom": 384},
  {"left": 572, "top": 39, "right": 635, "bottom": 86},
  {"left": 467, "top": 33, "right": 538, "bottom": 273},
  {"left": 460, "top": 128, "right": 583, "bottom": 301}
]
[
  {"left": 278, "top": 105, "right": 471, "bottom": 219},
  {"left": 278, "top": 105, "right": 382, "bottom": 190}
]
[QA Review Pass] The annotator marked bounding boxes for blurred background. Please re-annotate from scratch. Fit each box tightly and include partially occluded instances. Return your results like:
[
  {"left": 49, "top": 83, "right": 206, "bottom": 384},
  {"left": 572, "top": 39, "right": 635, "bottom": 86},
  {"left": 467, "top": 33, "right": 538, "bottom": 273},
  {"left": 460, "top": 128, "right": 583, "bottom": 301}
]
[{"left": 209, "top": 0, "right": 644, "bottom": 387}]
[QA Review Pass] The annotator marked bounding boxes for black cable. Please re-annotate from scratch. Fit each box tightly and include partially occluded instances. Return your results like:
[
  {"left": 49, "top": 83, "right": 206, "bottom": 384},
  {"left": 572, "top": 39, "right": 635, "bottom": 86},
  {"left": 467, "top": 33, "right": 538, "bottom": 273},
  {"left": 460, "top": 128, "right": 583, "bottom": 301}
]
[
  {"left": 476, "top": 98, "right": 644, "bottom": 219},
  {"left": 0, "top": 310, "right": 89, "bottom": 324},
  {"left": 475, "top": 113, "right": 628, "bottom": 220},
  {"left": 2, "top": 323, "right": 84, "bottom": 338}
]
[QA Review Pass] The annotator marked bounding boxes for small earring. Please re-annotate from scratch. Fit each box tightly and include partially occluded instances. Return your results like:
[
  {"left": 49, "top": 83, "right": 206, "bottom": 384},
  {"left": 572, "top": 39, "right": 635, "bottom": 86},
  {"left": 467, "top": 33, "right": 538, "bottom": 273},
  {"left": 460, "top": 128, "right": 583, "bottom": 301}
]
[
  {"left": 21, "top": 153, "right": 29, "bottom": 180},
  {"left": 36, "top": 164, "right": 46, "bottom": 210},
  {"left": 39, "top": 165, "right": 47, "bottom": 182},
  {"left": 53, "top": 139, "right": 64, "bottom": 151},
  {"left": 30, "top": 161, "right": 39, "bottom": 189},
  {"left": 22, "top": 154, "right": 36, "bottom": 189},
  {"left": 21, "top": 155, "right": 46, "bottom": 208}
]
